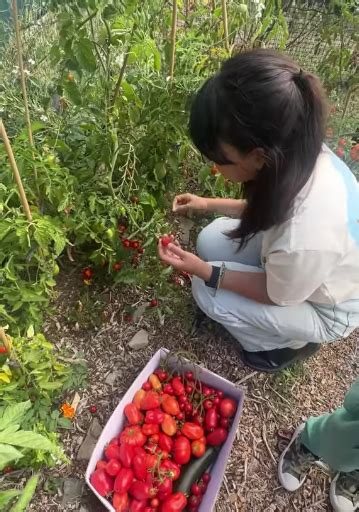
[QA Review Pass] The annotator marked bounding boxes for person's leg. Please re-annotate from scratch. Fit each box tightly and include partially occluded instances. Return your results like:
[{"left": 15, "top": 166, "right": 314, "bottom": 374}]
[{"left": 278, "top": 379, "right": 359, "bottom": 512}]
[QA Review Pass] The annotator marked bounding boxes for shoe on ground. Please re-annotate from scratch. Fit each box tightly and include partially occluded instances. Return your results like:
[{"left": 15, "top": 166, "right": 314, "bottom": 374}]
[
  {"left": 278, "top": 423, "right": 319, "bottom": 491},
  {"left": 241, "top": 343, "right": 320, "bottom": 373},
  {"left": 330, "top": 471, "right": 359, "bottom": 512}
]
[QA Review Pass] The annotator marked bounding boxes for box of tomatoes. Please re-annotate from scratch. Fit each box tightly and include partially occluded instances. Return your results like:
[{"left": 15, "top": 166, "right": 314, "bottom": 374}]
[{"left": 86, "top": 348, "right": 244, "bottom": 511}]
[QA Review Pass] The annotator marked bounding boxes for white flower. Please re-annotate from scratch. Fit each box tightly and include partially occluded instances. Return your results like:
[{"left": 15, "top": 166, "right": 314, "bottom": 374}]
[
  {"left": 24, "top": 69, "right": 31, "bottom": 76},
  {"left": 28, "top": 58, "right": 35, "bottom": 66},
  {"left": 40, "top": 115, "right": 48, "bottom": 122},
  {"left": 115, "top": 54, "right": 124, "bottom": 67}
]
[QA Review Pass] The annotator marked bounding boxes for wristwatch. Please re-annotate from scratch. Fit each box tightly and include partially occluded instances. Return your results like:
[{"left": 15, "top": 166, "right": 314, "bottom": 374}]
[{"left": 205, "top": 265, "right": 221, "bottom": 288}]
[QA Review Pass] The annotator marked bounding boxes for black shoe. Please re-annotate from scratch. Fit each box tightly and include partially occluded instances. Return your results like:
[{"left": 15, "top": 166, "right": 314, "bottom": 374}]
[{"left": 241, "top": 343, "right": 320, "bottom": 373}]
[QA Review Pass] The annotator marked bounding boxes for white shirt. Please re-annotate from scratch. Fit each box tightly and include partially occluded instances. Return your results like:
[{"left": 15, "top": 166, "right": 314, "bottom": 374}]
[{"left": 262, "top": 147, "right": 359, "bottom": 306}]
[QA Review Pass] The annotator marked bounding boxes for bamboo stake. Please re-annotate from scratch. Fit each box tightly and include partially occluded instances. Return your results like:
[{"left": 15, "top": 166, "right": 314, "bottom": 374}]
[
  {"left": 12, "top": 0, "right": 34, "bottom": 148},
  {"left": 221, "top": 0, "right": 230, "bottom": 52},
  {"left": 169, "top": 0, "right": 178, "bottom": 80},
  {"left": 0, "top": 120, "right": 32, "bottom": 222},
  {"left": 0, "top": 327, "right": 12, "bottom": 353}
]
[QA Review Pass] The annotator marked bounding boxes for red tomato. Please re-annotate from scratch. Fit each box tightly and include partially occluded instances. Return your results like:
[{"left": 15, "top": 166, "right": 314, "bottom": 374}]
[
  {"left": 125, "top": 404, "right": 144, "bottom": 425},
  {"left": 219, "top": 398, "right": 237, "bottom": 418},
  {"left": 133, "top": 389, "right": 146, "bottom": 409},
  {"left": 133, "top": 452, "right": 148, "bottom": 481},
  {"left": 191, "top": 439, "right": 206, "bottom": 458},
  {"left": 161, "top": 235, "right": 172, "bottom": 247},
  {"left": 158, "top": 433, "right": 174, "bottom": 453},
  {"left": 160, "top": 460, "right": 181, "bottom": 481},
  {"left": 181, "top": 422, "right": 204, "bottom": 440},
  {"left": 146, "top": 453, "right": 158, "bottom": 470},
  {"left": 96, "top": 460, "right": 107, "bottom": 471},
  {"left": 120, "top": 426, "right": 147, "bottom": 446},
  {"left": 141, "top": 391, "right": 161, "bottom": 410},
  {"left": 161, "top": 414, "right": 177, "bottom": 436},
  {"left": 142, "top": 382, "right": 152, "bottom": 391},
  {"left": 129, "top": 481, "right": 156, "bottom": 501},
  {"left": 105, "top": 444, "right": 122, "bottom": 461},
  {"left": 90, "top": 469, "right": 114, "bottom": 497},
  {"left": 163, "top": 384, "right": 174, "bottom": 395},
  {"left": 129, "top": 499, "right": 148, "bottom": 512},
  {"left": 161, "top": 395, "right": 180, "bottom": 416},
  {"left": 161, "top": 492, "right": 187, "bottom": 512},
  {"left": 114, "top": 468, "right": 134, "bottom": 493},
  {"left": 149, "top": 374, "right": 162, "bottom": 391},
  {"left": 202, "top": 472, "right": 211, "bottom": 483},
  {"left": 205, "top": 408, "right": 219, "bottom": 431},
  {"left": 145, "top": 409, "right": 164, "bottom": 425},
  {"left": 188, "top": 495, "right": 202, "bottom": 508},
  {"left": 150, "top": 497, "right": 160, "bottom": 508},
  {"left": 203, "top": 400, "right": 213, "bottom": 410},
  {"left": 142, "top": 423, "right": 159, "bottom": 436},
  {"left": 148, "top": 433, "right": 160, "bottom": 445},
  {"left": 171, "top": 377, "right": 185, "bottom": 396},
  {"left": 119, "top": 444, "right": 135, "bottom": 468},
  {"left": 184, "top": 371, "right": 194, "bottom": 381},
  {"left": 185, "top": 384, "right": 194, "bottom": 394},
  {"left": 206, "top": 427, "right": 228, "bottom": 446},
  {"left": 106, "top": 459, "right": 122, "bottom": 476},
  {"left": 156, "top": 476, "right": 173, "bottom": 500},
  {"left": 192, "top": 414, "right": 204, "bottom": 427},
  {"left": 191, "top": 483, "right": 201, "bottom": 496},
  {"left": 113, "top": 492, "right": 129, "bottom": 512},
  {"left": 173, "top": 436, "right": 191, "bottom": 465},
  {"left": 220, "top": 417, "right": 229, "bottom": 429}
]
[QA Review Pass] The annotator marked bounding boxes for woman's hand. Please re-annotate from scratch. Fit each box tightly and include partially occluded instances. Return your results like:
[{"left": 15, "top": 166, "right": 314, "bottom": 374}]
[
  {"left": 158, "top": 241, "right": 211, "bottom": 281},
  {"left": 172, "top": 193, "right": 208, "bottom": 215}
]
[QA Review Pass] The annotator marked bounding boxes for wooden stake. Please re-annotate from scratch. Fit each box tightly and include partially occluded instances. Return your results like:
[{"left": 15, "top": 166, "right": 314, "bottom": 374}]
[
  {"left": 221, "top": 0, "right": 230, "bottom": 52},
  {"left": 0, "top": 327, "right": 12, "bottom": 353},
  {"left": 12, "top": 0, "right": 34, "bottom": 147},
  {"left": 169, "top": 0, "right": 178, "bottom": 80},
  {"left": 0, "top": 119, "right": 32, "bottom": 222}
]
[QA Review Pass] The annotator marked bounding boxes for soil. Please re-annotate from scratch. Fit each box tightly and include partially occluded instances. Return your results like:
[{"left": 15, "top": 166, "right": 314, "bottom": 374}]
[{"left": 25, "top": 266, "right": 358, "bottom": 512}]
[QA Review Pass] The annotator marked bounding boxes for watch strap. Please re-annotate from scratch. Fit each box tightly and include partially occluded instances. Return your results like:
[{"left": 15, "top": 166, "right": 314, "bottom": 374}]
[{"left": 205, "top": 265, "right": 221, "bottom": 288}]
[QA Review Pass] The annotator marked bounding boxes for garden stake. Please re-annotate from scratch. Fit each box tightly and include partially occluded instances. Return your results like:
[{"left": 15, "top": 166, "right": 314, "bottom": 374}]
[
  {"left": 221, "top": 0, "right": 230, "bottom": 52},
  {"left": 0, "top": 119, "right": 32, "bottom": 222},
  {"left": 0, "top": 327, "right": 12, "bottom": 354},
  {"left": 169, "top": 0, "right": 178, "bottom": 79}
]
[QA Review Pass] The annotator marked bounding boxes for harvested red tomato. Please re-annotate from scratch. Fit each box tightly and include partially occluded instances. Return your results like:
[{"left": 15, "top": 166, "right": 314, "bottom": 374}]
[
  {"left": 163, "top": 384, "right": 174, "bottom": 395},
  {"left": 148, "top": 433, "right": 159, "bottom": 445},
  {"left": 182, "top": 422, "right": 204, "bottom": 440},
  {"left": 129, "top": 499, "right": 148, "bottom": 511},
  {"left": 184, "top": 403, "right": 193, "bottom": 415},
  {"left": 114, "top": 468, "right": 134, "bottom": 493},
  {"left": 202, "top": 472, "right": 211, "bottom": 483},
  {"left": 206, "top": 427, "right": 228, "bottom": 446},
  {"left": 161, "top": 414, "right": 177, "bottom": 436},
  {"left": 161, "top": 492, "right": 187, "bottom": 512},
  {"left": 145, "top": 408, "right": 164, "bottom": 425},
  {"left": 120, "top": 426, "right": 147, "bottom": 447},
  {"left": 160, "top": 460, "right": 181, "bottom": 481},
  {"left": 146, "top": 453, "right": 158, "bottom": 470},
  {"left": 113, "top": 262, "right": 122, "bottom": 272},
  {"left": 184, "top": 371, "right": 194, "bottom": 381},
  {"left": 156, "top": 476, "right": 173, "bottom": 500},
  {"left": 219, "top": 398, "right": 237, "bottom": 418},
  {"left": 156, "top": 369, "right": 168, "bottom": 382},
  {"left": 191, "top": 439, "right": 206, "bottom": 458},
  {"left": 105, "top": 459, "right": 122, "bottom": 477},
  {"left": 185, "top": 384, "right": 193, "bottom": 394},
  {"left": 129, "top": 481, "right": 156, "bottom": 501},
  {"left": 96, "top": 460, "right": 107, "bottom": 471},
  {"left": 90, "top": 468, "right": 114, "bottom": 496},
  {"left": 149, "top": 298, "right": 158, "bottom": 307},
  {"left": 171, "top": 377, "right": 185, "bottom": 396},
  {"left": 132, "top": 452, "right": 148, "bottom": 480},
  {"left": 149, "top": 374, "right": 162, "bottom": 391},
  {"left": 89, "top": 405, "right": 97, "bottom": 414},
  {"left": 119, "top": 444, "right": 134, "bottom": 468},
  {"left": 105, "top": 444, "right": 122, "bottom": 461},
  {"left": 161, "top": 235, "right": 172, "bottom": 247},
  {"left": 125, "top": 404, "right": 144, "bottom": 425},
  {"left": 205, "top": 408, "right": 219, "bottom": 431},
  {"left": 203, "top": 400, "right": 213, "bottom": 410},
  {"left": 162, "top": 394, "right": 180, "bottom": 416},
  {"left": 191, "top": 483, "right": 201, "bottom": 496},
  {"left": 219, "top": 417, "right": 229, "bottom": 428},
  {"left": 150, "top": 497, "right": 160, "bottom": 508},
  {"left": 173, "top": 436, "right": 191, "bottom": 465},
  {"left": 158, "top": 432, "right": 174, "bottom": 453},
  {"left": 142, "top": 423, "right": 159, "bottom": 436},
  {"left": 142, "top": 382, "right": 152, "bottom": 391},
  {"left": 192, "top": 414, "right": 204, "bottom": 426},
  {"left": 141, "top": 391, "right": 161, "bottom": 410},
  {"left": 112, "top": 491, "right": 129, "bottom": 512},
  {"left": 133, "top": 389, "right": 146, "bottom": 409}
]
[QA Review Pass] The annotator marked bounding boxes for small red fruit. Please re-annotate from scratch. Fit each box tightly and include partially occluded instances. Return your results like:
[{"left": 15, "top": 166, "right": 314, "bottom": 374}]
[
  {"left": 3, "top": 466, "right": 13, "bottom": 474},
  {"left": 336, "top": 147, "right": 344, "bottom": 158},
  {"left": 185, "top": 371, "right": 194, "bottom": 381},
  {"left": 202, "top": 472, "right": 211, "bottom": 483},
  {"left": 89, "top": 405, "right": 97, "bottom": 414},
  {"left": 203, "top": 400, "right": 213, "bottom": 410},
  {"left": 149, "top": 298, "right": 158, "bottom": 308},
  {"left": 0, "top": 346, "right": 7, "bottom": 353},
  {"left": 161, "top": 235, "right": 172, "bottom": 247},
  {"left": 142, "top": 382, "right": 152, "bottom": 391},
  {"left": 130, "top": 240, "right": 140, "bottom": 250},
  {"left": 82, "top": 267, "right": 94, "bottom": 280},
  {"left": 122, "top": 239, "right": 131, "bottom": 249},
  {"left": 118, "top": 224, "right": 127, "bottom": 233},
  {"left": 131, "top": 196, "right": 139, "bottom": 204},
  {"left": 113, "top": 262, "right": 122, "bottom": 272}
]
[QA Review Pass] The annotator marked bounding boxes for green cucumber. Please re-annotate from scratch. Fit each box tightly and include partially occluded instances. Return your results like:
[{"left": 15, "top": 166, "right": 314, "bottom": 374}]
[{"left": 174, "top": 447, "right": 219, "bottom": 495}]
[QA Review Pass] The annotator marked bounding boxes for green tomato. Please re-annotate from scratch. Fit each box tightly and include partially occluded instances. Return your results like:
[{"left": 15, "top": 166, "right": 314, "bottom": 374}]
[
  {"left": 238, "top": 4, "right": 248, "bottom": 13},
  {"left": 106, "top": 228, "right": 115, "bottom": 240},
  {"left": 53, "top": 263, "right": 60, "bottom": 276}
]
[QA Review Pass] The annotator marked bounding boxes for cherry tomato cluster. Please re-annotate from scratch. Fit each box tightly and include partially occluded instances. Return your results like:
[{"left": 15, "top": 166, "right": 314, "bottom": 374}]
[{"left": 90, "top": 367, "right": 237, "bottom": 511}]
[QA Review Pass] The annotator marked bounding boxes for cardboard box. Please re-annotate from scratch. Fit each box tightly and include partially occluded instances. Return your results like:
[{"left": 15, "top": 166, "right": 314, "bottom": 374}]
[{"left": 86, "top": 348, "right": 244, "bottom": 511}]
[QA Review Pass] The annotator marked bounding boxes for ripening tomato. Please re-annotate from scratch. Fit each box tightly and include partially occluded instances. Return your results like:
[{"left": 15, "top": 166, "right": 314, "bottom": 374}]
[
  {"left": 142, "top": 423, "right": 159, "bottom": 436},
  {"left": 114, "top": 468, "right": 134, "bottom": 493},
  {"left": 161, "top": 414, "right": 177, "bottom": 436},
  {"left": 119, "top": 444, "right": 134, "bottom": 468},
  {"left": 181, "top": 422, "right": 204, "bottom": 440},
  {"left": 141, "top": 391, "right": 161, "bottom": 410},
  {"left": 133, "top": 389, "right": 146, "bottom": 409},
  {"left": 156, "top": 476, "right": 173, "bottom": 500},
  {"left": 171, "top": 377, "right": 185, "bottom": 396},
  {"left": 219, "top": 398, "right": 237, "bottom": 418},
  {"left": 113, "top": 492, "right": 129, "bottom": 512},
  {"left": 105, "top": 444, "right": 122, "bottom": 461},
  {"left": 191, "top": 439, "right": 206, "bottom": 458},
  {"left": 173, "top": 436, "right": 191, "bottom": 465},
  {"left": 161, "top": 394, "right": 180, "bottom": 416},
  {"left": 129, "top": 481, "right": 157, "bottom": 501},
  {"left": 105, "top": 459, "right": 122, "bottom": 476},
  {"left": 160, "top": 460, "right": 181, "bottom": 481},
  {"left": 161, "top": 492, "right": 187, "bottom": 512},
  {"left": 125, "top": 403, "right": 144, "bottom": 425},
  {"left": 206, "top": 427, "right": 228, "bottom": 446},
  {"left": 158, "top": 433, "right": 174, "bottom": 453},
  {"left": 149, "top": 374, "right": 162, "bottom": 391},
  {"left": 120, "top": 426, "right": 147, "bottom": 446},
  {"left": 205, "top": 408, "right": 219, "bottom": 431}
]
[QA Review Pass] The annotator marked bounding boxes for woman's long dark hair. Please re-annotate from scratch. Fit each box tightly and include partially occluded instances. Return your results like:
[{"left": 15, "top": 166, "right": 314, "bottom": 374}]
[{"left": 189, "top": 49, "right": 327, "bottom": 246}]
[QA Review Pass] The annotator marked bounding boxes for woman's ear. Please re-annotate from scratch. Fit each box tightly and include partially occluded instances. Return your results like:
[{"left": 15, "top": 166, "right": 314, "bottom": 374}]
[{"left": 250, "top": 148, "right": 266, "bottom": 170}]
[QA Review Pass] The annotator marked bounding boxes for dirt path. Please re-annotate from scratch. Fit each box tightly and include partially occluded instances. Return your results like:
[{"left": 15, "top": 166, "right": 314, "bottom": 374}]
[{"left": 29, "top": 272, "right": 358, "bottom": 511}]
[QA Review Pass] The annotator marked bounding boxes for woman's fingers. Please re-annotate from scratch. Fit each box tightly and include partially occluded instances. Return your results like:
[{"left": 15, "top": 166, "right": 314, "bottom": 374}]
[
  {"left": 173, "top": 193, "right": 191, "bottom": 213},
  {"left": 167, "top": 243, "right": 186, "bottom": 258}
]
